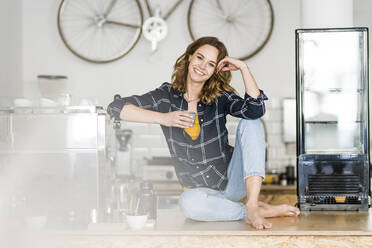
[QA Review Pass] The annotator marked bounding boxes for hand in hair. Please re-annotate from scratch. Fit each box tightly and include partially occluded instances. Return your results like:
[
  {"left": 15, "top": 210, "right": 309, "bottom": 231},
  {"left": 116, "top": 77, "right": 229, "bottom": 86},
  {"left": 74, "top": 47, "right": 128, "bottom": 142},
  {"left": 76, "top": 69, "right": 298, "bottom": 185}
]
[
  {"left": 216, "top": 56, "right": 248, "bottom": 73},
  {"left": 217, "top": 56, "right": 260, "bottom": 99}
]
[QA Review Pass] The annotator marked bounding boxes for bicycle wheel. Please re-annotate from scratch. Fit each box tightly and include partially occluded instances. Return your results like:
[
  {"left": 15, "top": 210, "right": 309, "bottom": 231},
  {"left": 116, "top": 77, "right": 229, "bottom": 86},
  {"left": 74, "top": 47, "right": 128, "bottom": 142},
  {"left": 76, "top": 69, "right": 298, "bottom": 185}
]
[
  {"left": 188, "top": 0, "right": 274, "bottom": 60},
  {"left": 58, "top": 0, "right": 143, "bottom": 63}
]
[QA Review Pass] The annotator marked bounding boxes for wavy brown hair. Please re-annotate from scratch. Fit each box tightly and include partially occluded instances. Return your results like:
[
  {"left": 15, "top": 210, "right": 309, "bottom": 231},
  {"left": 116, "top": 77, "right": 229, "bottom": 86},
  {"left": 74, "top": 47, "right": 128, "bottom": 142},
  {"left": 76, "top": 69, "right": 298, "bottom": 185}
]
[{"left": 171, "top": 37, "right": 236, "bottom": 105}]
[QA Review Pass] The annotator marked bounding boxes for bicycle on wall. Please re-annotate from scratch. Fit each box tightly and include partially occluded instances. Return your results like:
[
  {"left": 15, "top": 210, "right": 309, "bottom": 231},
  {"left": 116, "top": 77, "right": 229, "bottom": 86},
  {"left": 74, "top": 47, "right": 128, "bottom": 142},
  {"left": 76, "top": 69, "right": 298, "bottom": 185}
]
[{"left": 57, "top": 0, "right": 274, "bottom": 63}]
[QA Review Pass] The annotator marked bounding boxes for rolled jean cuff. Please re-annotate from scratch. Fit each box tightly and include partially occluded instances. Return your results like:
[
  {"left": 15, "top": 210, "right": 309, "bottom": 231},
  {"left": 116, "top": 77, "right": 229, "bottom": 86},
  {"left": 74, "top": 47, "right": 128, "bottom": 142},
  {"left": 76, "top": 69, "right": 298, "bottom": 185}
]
[{"left": 244, "top": 172, "right": 266, "bottom": 182}]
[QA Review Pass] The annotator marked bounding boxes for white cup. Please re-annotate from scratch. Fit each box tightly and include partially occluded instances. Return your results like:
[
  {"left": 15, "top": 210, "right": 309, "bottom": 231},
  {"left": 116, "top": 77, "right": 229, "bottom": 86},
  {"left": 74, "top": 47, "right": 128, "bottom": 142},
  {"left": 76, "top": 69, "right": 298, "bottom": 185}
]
[
  {"left": 25, "top": 216, "right": 47, "bottom": 230},
  {"left": 126, "top": 214, "right": 148, "bottom": 230}
]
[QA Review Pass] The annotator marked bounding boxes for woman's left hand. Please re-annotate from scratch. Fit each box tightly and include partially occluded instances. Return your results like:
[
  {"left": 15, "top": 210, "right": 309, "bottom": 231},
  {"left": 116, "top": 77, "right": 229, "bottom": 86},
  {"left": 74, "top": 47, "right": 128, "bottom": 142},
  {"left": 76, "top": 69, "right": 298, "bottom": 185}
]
[{"left": 216, "top": 56, "right": 247, "bottom": 73}]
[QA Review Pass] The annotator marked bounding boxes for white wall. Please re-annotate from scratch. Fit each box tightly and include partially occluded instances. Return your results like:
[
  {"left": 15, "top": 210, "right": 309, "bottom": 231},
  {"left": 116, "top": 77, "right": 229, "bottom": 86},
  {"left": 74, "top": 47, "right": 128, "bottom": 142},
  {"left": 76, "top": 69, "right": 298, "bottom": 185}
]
[
  {"left": 301, "top": 0, "right": 354, "bottom": 28},
  {"left": 0, "top": 0, "right": 22, "bottom": 103},
  {"left": 18, "top": 0, "right": 300, "bottom": 107},
  {"left": 3, "top": 0, "right": 372, "bottom": 106}
]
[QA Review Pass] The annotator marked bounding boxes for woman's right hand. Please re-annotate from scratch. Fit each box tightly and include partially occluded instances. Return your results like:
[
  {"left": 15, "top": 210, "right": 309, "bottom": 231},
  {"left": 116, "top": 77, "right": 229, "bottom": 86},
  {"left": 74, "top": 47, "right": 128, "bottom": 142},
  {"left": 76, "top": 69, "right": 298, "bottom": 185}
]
[{"left": 161, "top": 111, "right": 194, "bottom": 128}]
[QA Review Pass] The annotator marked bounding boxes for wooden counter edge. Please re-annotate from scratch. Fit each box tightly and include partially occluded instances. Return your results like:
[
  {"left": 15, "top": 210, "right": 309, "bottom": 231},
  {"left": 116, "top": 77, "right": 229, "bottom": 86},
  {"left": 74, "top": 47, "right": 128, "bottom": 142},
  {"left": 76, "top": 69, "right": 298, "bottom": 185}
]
[{"left": 48, "top": 230, "right": 372, "bottom": 236}]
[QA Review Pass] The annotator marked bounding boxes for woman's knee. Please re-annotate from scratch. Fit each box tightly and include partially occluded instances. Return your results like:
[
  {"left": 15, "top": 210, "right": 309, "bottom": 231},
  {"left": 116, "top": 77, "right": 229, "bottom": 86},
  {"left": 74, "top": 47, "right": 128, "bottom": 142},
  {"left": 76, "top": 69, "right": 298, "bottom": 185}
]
[
  {"left": 178, "top": 189, "right": 207, "bottom": 220},
  {"left": 237, "top": 119, "right": 265, "bottom": 139},
  {"left": 238, "top": 118, "right": 263, "bottom": 130}
]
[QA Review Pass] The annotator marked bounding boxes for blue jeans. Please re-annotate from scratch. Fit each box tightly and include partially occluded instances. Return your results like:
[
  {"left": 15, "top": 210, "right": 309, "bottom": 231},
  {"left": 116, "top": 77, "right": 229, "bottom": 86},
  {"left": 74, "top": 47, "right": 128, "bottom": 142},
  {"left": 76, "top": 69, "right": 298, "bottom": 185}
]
[{"left": 178, "top": 119, "right": 266, "bottom": 221}]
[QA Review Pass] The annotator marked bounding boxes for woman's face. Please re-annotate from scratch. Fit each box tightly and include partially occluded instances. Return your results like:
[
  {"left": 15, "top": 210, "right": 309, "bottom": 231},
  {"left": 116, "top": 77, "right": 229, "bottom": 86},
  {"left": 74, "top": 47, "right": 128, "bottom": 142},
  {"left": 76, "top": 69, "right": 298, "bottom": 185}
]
[{"left": 187, "top": 44, "right": 219, "bottom": 84}]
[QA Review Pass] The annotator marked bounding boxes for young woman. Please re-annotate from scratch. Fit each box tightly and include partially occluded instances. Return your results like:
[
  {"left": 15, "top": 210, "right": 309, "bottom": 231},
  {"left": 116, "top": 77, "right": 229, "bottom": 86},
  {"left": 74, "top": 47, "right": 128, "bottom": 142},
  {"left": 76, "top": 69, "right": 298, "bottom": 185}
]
[{"left": 107, "top": 37, "right": 300, "bottom": 230}]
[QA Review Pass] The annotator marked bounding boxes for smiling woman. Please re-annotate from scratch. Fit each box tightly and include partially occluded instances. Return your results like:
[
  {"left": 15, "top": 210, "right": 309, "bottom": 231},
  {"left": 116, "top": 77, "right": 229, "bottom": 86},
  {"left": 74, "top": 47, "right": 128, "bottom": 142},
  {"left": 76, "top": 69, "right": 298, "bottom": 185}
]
[
  {"left": 170, "top": 37, "right": 235, "bottom": 106},
  {"left": 107, "top": 37, "right": 299, "bottom": 230}
]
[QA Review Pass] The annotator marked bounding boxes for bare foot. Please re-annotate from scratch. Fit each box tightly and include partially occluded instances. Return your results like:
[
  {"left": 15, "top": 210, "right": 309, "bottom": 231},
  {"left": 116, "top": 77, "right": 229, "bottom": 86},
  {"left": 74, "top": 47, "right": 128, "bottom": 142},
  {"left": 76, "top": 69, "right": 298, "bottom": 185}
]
[
  {"left": 245, "top": 204, "right": 272, "bottom": 230},
  {"left": 258, "top": 201, "right": 300, "bottom": 218}
]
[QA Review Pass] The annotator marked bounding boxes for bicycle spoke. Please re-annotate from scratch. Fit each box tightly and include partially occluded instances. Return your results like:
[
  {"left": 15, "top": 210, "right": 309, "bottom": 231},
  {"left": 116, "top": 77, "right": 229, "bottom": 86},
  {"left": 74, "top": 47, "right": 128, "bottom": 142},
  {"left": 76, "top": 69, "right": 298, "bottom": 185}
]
[
  {"left": 230, "top": 0, "right": 253, "bottom": 18},
  {"left": 191, "top": 8, "right": 225, "bottom": 26},
  {"left": 67, "top": 1, "right": 97, "bottom": 17},
  {"left": 82, "top": 0, "right": 101, "bottom": 16},
  {"left": 98, "top": 0, "right": 105, "bottom": 15},
  {"left": 109, "top": 1, "right": 142, "bottom": 24},
  {"left": 231, "top": 22, "right": 251, "bottom": 55},
  {"left": 102, "top": 28, "right": 115, "bottom": 58},
  {"left": 106, "top": 20, "right": 140, "bottom": 29},
  {"left": 191, "top": 17, "right": 223, "bottom": 30},
  {"left": 110, "top": 25, "right": 131, "bottom": 53},
  {"left": 69, "top": 25, "right": 96, "bottom": 55},
  {"left": 192, "top": 1, "right": 226, "bottom": 19},
  {"left": 163, "top": 0, "right": 184, "bottom": 20},
  {"left": 215, "top": 0, "right": 224, "bottom": 14},
  {"left": 104, "top": 0, "right": 118, "bottom": 18},
  {"left": 144, "top": 0, "right": 153, "bottom": 17},
  {"left": 235, "top": 2, "right": 256, "bottom": 19}
]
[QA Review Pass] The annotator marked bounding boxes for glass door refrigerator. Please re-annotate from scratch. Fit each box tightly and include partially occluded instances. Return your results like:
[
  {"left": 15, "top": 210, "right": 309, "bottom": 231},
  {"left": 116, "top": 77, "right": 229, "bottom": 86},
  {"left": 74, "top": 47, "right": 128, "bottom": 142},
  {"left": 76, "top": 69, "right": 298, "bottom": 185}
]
[{"left": 296, "top": 28, "right": 370, "bottom": 211}]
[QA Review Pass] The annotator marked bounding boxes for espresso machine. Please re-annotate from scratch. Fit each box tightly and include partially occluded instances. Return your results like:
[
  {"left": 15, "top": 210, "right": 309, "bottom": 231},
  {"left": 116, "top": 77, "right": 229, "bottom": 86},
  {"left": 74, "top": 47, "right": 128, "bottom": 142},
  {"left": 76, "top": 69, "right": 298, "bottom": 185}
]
[
  {"left": 105, "top": 95, "right": 137, "bottom": 220},
  {"left": 296, "top": 28, "right": 370, "bottom": 211},
  {"left": 115, "top": 129, "right": 133, "bottom": 178},
  {"left": 107, "top": 94, "right": 134, "bottom": 179}
]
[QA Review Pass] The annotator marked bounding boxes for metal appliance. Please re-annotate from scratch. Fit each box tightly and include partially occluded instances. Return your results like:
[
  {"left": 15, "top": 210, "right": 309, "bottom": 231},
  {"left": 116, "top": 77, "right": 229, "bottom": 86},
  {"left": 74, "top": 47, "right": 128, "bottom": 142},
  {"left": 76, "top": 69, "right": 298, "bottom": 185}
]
[
  {"left": 115, "top": 129, "right": 133, "bottom": 178},
  {"left": 142, "top": 156, "right": 182, "bottom": 209},
  {"left": 104, "top": 95, "right": 138, "bottom": 220},
  {"left": 143, "top": 156, "right": 178, "bottom": 182},
  {"left": 296, "top": 28, "right": 370, "bottom": 211},
  {"left": 0, "top": 105, "right": 108, "bottom": 228},
  {"left": 108, "top": 94, "right": 135, "bottom": 179}
]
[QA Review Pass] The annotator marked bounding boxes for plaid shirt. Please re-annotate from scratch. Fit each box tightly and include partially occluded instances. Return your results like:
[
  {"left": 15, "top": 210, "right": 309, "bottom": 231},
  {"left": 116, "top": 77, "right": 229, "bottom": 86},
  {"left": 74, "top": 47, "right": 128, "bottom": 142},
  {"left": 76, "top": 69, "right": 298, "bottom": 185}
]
[{"left": 107, "top": 82, "right": 268, "bottom": 190}]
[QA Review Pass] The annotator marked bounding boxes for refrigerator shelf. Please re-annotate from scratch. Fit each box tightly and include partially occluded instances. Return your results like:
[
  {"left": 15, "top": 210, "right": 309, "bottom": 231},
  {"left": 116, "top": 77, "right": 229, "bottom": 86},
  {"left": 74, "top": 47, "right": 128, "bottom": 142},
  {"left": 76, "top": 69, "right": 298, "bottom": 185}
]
[
  {"left": 304, "top": 148, "right": 362, "bottom": 155},
  {"left": 304, "top": 87, "right": 364, "bottom": 93},
  {"left": 304, "top": 120, "right": 364, "bottom": 124}
]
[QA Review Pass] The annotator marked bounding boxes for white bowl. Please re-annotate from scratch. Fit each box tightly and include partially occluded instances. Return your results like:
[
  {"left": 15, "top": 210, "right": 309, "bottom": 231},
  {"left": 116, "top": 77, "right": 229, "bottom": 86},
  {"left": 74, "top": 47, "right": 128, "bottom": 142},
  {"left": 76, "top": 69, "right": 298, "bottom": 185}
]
[
  {"left": 13, "top": 98, "right": 33, "bottom": 107},
  {"left": 25, "top": 216, "right": 47, "bottom": 230},
  {"left": 126, "top": 215, "right": 148, "bottom": 230},
  {"left": 39, "top": 98, "right": 57, "bottom": 107}
]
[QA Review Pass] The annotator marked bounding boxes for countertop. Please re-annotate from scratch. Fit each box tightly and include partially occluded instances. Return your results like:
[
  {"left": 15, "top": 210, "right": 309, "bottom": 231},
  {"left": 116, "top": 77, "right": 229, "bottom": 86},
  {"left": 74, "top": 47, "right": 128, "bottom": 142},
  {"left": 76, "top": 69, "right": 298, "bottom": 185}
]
[
  {"left": 3, "top": 209, "right": 372, "bottom": 248},
  {"left": 83, "top": 208, "right": 372, "bottom": 236}
]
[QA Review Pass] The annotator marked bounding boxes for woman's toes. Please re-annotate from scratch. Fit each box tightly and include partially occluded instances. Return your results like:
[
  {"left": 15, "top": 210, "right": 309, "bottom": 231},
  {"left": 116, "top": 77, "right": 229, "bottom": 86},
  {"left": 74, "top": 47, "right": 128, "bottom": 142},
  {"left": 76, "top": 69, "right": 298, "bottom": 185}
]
[
  {"left": 286, "top": 205, "right": 298, "bottom": 211},
  {"left": 289, "top": 206, "right": 300, "bottom": 215},
  {"left": 255, "top": 224, "right": 264, "bottom": 230},
  {"left": 258, "top": 201, "right": 269, "bottom": 208},
  {"left": 289, "top": 209, "right": 300, "bottom": 216},
  {"left": 263, "top": 221, "right": 272, "bottom": 229}
]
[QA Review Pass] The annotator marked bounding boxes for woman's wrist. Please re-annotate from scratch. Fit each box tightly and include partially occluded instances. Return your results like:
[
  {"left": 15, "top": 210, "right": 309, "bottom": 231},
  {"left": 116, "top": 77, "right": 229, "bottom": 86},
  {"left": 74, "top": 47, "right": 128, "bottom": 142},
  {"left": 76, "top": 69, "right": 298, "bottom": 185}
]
[
  {"left": 239, "top": 63, "right": 250, "bottom": 72},
  {"left": 156, "top": 112, "right": 167, "bottom": 126}
]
